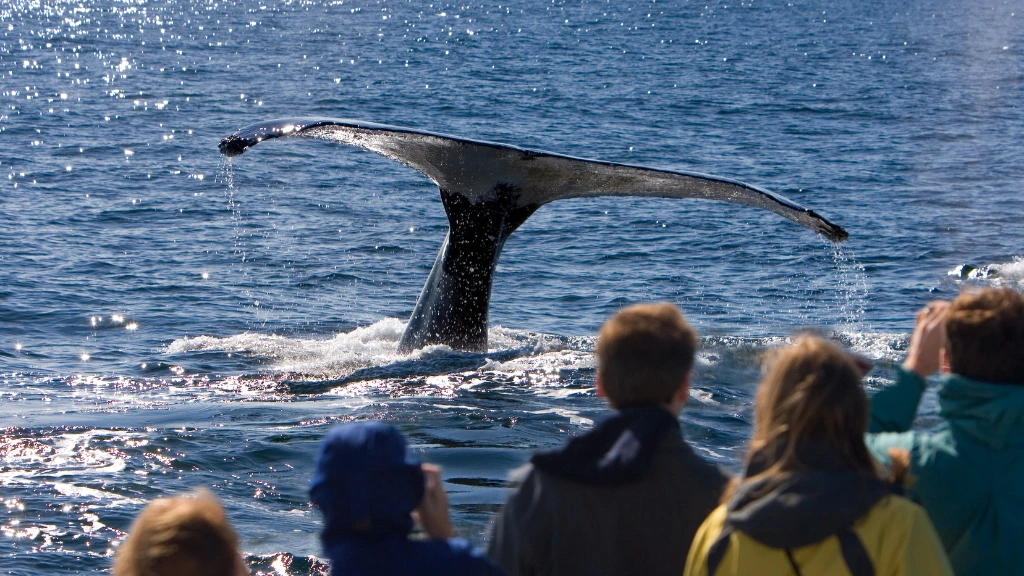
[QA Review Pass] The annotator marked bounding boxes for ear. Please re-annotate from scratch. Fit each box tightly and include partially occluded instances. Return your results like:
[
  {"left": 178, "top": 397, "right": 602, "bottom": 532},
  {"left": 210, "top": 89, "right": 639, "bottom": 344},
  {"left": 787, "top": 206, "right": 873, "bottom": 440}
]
[
  {"left": 666, "top": 373, "right": 691, "bottom": 416},
  {"left": 674, "top": 374, "right": 691, "bottom": 404},
  {"left": 940, "top": 348, "right": 951, "bottom": 374},
  {"left": 595, "top": 373, "right": 606, "bottom": 398}
]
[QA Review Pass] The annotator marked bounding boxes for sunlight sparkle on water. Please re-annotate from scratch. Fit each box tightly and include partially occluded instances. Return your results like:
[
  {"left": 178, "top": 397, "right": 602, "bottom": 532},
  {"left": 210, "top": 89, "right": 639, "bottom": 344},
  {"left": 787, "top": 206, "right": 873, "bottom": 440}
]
[
  {"left": 80, "top": 353, "right": 90, "bottom": 361},
  {"left": 125, "top": 322, "right": 139, "bottom": 331}
]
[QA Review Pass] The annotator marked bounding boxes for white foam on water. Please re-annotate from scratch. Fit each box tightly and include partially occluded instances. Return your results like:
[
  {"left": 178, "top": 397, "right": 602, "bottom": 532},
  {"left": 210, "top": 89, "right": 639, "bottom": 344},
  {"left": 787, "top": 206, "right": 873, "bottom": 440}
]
[
  {"left": 947, "top": 256, "right": 1024, "bottom": 288},
  {"left": 51, "top": 482, "right": 137, "bottom": 504},
  {"left": 167, "top": 320, "right": 593, "bottom": 382},
  {"left": 831, "top": 330, "right": 909, "bottom": 362},
  {"left": 527, "top": 408, "right": 594, "bottom": 428},
  {"left": 168, "top": 318, "right": 407, "bottom": 376},
  {"left": 161, "top": 319, "right": 916, "bottom": 405},
  {"left": 0, "top": 430, "right": 146, "bottom": 513},
  {"left": 688, "top": 388, "right": 717, "bottom": 405},
  {"left": 484, "top": 348, "right": 595, "bottom": 378},
  {"left": 989, "top": 256, "right": 1024, "bottom": 285}
]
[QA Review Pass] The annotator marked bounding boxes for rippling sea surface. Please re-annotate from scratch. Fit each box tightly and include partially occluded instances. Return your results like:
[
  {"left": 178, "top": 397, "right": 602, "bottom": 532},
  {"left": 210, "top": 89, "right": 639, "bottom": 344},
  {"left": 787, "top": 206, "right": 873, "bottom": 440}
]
[{"left": 1, "top": 0, "right": 1022, "bottom": 573}]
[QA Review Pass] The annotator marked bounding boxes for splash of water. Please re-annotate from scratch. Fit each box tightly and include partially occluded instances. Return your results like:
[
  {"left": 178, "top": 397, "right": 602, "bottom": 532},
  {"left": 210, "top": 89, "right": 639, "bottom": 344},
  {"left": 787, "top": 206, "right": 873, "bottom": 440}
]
[
  {"left": 830, "top": 243, "right": 870, "bottom": 328},
  {"left": 947, "top": 256, "right": 1024, "bottom": 289}
]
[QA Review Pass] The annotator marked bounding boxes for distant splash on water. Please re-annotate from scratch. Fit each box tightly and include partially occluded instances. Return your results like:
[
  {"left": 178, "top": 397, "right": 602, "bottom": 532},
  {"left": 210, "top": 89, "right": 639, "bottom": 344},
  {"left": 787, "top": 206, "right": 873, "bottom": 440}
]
[{"left": 947, "top": 256, "right": 1024, "bottom": 287}]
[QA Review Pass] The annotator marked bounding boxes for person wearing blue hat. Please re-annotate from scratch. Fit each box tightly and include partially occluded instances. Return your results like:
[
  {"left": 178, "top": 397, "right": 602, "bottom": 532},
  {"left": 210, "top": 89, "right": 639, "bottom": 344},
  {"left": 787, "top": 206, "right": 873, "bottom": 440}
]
[{"left": 310, "top": 421, "right": 504, "bottom": 576}]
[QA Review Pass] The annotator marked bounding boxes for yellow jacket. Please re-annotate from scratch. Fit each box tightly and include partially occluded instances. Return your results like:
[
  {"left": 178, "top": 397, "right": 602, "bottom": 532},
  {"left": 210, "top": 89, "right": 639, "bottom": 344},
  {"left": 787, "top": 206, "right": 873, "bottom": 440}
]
[{"left": 685, "top": 495, "right": 953, "bottom": 576}]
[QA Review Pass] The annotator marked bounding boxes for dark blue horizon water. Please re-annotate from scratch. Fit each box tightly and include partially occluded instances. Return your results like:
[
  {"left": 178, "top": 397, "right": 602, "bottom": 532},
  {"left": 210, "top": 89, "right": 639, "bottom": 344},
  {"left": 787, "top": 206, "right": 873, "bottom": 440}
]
[{"left": 2, "top": 0, "right": 1022, "bottom": 574}]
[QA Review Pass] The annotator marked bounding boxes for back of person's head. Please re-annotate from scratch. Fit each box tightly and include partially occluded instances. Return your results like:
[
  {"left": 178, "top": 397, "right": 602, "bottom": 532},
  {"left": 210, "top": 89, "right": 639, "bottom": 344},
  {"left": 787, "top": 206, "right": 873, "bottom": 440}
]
[
  {"left": 596, "top": 303, "right": 698, "bottom": 408},
  {"left": 748, "top": 336, "right": 876, "bottom": 478},
  {"left": 945, "top": 287, "right": 1024, "bottom": 384},
  {"left": 113, "top": 490, "right": 246, "bottom": 576},
  {"left": 309, "top": 421, "right": 424, "bottom": 545}
]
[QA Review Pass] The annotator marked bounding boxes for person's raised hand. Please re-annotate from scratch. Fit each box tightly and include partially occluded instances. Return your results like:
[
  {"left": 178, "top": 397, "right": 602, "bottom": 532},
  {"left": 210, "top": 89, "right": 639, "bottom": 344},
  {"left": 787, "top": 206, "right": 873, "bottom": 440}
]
[
  {"left": 904, "top": 301, "right": 950, "bottom": 379},
  {"left": 413, "top": 463, "right": 455, "bottom": 540}
]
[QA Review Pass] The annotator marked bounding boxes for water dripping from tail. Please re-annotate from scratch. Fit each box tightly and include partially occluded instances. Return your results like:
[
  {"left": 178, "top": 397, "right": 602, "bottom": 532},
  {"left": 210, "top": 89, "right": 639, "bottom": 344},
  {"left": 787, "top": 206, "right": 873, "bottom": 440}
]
[{"left": 829, "top": 242, "right": 869, "bottom": 328}]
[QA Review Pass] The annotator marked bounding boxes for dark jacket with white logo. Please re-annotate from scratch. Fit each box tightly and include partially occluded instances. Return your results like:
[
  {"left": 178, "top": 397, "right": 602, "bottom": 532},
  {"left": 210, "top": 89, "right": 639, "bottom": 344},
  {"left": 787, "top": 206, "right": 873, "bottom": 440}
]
[{"left": 487, "top": 407, "right": 728, "bottom": 576}]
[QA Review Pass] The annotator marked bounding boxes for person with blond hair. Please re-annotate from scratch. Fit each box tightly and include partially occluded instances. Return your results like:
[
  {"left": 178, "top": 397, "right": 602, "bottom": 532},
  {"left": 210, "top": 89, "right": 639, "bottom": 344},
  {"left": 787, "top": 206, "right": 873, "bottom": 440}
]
[
  {"left": 488, "top": 303, "right": 728, "bottom": 576},
  {"left": 113, "top": 490, "right": 249, "bottom": 576},
  {"left": 684, "top": 336, "right": 953, "bottom": 576},
  {"left": 866, "top": 287, "right": 1024, "bottom": 575}
]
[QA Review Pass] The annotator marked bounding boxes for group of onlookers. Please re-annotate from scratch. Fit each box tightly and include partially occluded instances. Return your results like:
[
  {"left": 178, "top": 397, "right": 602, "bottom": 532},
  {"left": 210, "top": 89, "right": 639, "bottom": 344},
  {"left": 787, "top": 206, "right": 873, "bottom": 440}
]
[{"left": 112, "top": 286, "right": 1024, "bottom": 576}]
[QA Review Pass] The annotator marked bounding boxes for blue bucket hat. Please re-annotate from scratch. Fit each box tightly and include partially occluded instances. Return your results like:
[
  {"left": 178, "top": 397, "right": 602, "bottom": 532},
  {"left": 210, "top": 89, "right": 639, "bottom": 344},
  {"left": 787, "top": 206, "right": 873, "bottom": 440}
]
[{"left": 309, "top": 421, "right": 425, "bottom": 542}]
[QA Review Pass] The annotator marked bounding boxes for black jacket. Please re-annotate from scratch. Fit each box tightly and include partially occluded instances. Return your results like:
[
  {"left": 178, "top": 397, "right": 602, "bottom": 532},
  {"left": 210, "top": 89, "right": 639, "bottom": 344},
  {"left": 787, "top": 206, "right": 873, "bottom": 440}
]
[{"left": 487, "top": 408, "right": 728, "bottom": 576}]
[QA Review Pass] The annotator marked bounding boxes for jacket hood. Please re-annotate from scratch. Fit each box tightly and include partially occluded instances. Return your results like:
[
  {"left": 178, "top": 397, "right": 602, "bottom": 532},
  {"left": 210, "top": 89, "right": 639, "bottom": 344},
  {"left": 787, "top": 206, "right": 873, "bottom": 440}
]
[
  {"left": 530, "top": 406, "right": 679, "bottom": 485},
  {"left": 309, "top": 422, "right": 424, "bottom": 544},
  {"left": 940, "top": 374, "right": 1024, "bottom": 450},
  {"left": 726, "top": 443, "right": 892, "bottom": 549}
]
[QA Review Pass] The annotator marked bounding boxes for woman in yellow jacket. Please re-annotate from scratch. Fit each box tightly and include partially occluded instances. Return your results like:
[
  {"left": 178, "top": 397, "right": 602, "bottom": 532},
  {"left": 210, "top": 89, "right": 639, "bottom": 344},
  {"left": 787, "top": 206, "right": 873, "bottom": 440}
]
[{"left": 684, "top": 337, "right": 953, "bottom": 576}]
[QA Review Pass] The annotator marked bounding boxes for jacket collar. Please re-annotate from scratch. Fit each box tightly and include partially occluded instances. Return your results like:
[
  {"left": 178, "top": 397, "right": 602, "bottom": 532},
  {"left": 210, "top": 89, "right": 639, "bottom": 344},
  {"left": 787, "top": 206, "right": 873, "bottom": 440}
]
[
  {"left": 530, "top": 406, "right": 680, "bottom": 486},
  {"left": 939, "top": 374, "right": 1024, "bottom": 450},
  {"left": 725, "top": 443, "right": 891, "bottom": 549}
]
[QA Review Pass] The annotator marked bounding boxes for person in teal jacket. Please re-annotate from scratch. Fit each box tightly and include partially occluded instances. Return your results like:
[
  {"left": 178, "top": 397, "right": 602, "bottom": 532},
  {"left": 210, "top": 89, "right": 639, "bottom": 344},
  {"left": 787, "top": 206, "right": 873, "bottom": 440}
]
[{"left": 866, "top": 287, "right": 1024, "bottom": 576}]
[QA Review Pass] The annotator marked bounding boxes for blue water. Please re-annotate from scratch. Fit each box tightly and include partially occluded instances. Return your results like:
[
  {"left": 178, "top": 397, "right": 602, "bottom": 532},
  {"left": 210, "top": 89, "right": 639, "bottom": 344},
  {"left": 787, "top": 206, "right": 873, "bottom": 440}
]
[{"left": 1, "top": 0, "right": 1022, "bottom": 573}]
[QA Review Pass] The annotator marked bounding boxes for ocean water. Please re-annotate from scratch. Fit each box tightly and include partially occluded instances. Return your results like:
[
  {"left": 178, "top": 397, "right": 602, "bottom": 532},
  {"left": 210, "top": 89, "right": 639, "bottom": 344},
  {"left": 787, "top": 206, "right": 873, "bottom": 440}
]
[{"left": 1, "top": 0, "right": 1022, "bottom": 573}]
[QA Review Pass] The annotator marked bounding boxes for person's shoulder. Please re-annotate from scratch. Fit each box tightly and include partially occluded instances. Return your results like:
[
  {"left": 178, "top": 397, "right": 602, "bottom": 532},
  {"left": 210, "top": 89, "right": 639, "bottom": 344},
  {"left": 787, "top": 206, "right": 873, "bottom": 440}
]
[
  {"left": 508, "top": 462, "right": 561, "bottom": 494},
  {"left": 507, "top": 462, "right": 536, "bottom": 486},
  {"left": 858, "top": 494, "right": 931, "bottom": 533},
  {"left": 660, "top": 433, "right": 730, "bottom": 484},
  {"left": 502, "top": 462, "right": 560, "bottom": 512},
  {"left": 411, "top": 537, "right": 505, "bottom": 575},
  {"left": 875, "top": 493, "right": 927, "bottom": 514},
  {"left": 855, "top": 495, "right": 954, "bottom": 576},
  {"left": 688, "top": 504, "right": 729, "bottom": 552},
  {"left": 703, "top": 503, "right": 728, "bottom": 527},
  {"left": 442, "top": 538, "right": 506, "bottom": 575}
]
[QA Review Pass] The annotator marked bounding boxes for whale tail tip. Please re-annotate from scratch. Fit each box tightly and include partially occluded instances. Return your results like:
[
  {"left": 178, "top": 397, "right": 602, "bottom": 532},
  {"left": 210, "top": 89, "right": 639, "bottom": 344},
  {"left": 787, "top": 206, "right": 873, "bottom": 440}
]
[
  {"left": 808, "top": 210, "right": 849, "bottom": 242},
  {"left": 219, "top": 134, "right": 251, "bottom": 157},
  {"left": 822, "top": 222, "right": 849, "bottom": 243}
]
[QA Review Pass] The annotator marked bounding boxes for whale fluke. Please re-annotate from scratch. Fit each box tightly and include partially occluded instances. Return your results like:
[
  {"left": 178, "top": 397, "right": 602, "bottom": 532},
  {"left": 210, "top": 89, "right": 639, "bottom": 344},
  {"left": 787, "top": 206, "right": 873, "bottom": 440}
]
[{"left": 220, "top": 118, "right": 848, "bottom": 353}]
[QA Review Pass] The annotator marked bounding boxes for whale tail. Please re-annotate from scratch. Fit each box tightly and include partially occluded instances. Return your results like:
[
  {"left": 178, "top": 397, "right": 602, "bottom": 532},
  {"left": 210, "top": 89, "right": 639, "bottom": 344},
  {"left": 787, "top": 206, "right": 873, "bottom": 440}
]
[{"left": 220, "top": 118, "right": 848, "bottom": 353}]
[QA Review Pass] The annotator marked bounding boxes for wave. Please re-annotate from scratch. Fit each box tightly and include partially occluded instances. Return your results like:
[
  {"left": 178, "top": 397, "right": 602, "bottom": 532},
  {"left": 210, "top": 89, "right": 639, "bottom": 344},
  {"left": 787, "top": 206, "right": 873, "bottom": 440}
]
[
  {"left": 165, "top": 320, "right": 912, "bottom": 391},
  {"left": 947, "top": 256, "right": 1024, "bottom": 287}
]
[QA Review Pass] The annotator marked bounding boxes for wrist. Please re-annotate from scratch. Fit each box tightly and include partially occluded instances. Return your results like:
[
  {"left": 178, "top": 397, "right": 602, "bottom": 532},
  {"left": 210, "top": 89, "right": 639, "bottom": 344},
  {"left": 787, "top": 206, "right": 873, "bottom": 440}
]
[
  {"left": 900, "top": 361, "right": 931, "bottom": 384},
  {"left": 427, "top": 521, "right": 455, "bottom": 539}
]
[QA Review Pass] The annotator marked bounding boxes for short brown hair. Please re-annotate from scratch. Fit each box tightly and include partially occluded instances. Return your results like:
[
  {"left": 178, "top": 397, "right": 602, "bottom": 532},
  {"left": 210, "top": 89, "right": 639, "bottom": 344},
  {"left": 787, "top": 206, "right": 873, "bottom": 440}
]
[
  {"left": 946, "top": 287, "right": 1024, "bottom": 384},
  {"left": 113, "top": 490, "right": 245, "bottom": 576},
  {"left": 596, "top": 303, "right": 698, "bottom": 407}
]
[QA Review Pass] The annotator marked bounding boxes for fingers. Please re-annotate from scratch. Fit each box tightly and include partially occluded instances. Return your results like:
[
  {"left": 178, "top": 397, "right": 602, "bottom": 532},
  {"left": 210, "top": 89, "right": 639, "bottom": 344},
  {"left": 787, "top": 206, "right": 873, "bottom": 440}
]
[
  {"left": 920, "top": 300, "right": 950, "bottom": 317},
  {"left": 415, "top": 463, "right": 455, "bottom": 540},
  {"left": 421, "top": 463, "right": 442, "bottom": 489},
  {"left": 905, "top": 300, "right": 950, "bottom": 378}
]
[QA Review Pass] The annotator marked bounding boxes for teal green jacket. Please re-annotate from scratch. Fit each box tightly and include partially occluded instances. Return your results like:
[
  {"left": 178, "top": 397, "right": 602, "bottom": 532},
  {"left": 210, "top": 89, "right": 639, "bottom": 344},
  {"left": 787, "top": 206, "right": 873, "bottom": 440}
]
[{"left": 866, "top": 366, "right": 1024, "bottom": 576}]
